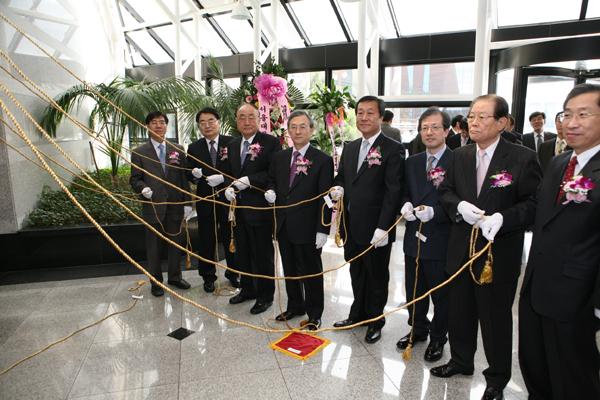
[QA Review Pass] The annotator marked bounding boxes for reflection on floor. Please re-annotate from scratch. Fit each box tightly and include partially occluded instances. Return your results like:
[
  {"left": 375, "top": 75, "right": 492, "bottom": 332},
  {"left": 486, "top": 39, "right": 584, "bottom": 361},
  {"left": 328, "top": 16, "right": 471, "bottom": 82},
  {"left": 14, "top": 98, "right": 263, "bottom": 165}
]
[{"left": 0, "top": 228, "right": 534, "bottom": 400}]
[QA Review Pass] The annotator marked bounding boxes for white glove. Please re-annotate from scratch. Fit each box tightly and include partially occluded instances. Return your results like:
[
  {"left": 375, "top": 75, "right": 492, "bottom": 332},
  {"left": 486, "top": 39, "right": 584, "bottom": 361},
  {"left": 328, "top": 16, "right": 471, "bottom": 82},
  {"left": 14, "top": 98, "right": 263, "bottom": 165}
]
[
  {"left": 401, "top": 202, "right": 417, "bottom": 222},
  {"left": 192, "top": 168, "right": 203, "bottom": 179},
  {"left": 481, "top": 212, "right": 503, "bottom": 242},
  {"left": 183, "top": 206, "right": 193, "bottom": 219},
  {"left": 264, "top": 189, "right": 276, "bottom": 204},
  {"left": 234, "top": 176, "right": 250, "bottom": 190},
  {"left": 141, "top": 187, "right": 152, "bottom": 199},
  {"left": 370, "top": 228, "right": 389, "bottom": 248},
  {"left": 206, "top": 174, "right": 224, "bottom": 187},
  {"left": 330, "top": 186, "right": 344, "bottom": 201},
  {"left": 225, "top": 187, "right": 236, "bottom": 201},
  {"left": 315, "top": 232, "right": 327, "bottom": 249},
  {"left": 457, "top": 201, "right": 485, "bottom": 225},
  {"left": 415, "top": 206, "right": 434, "bottom": 223}
]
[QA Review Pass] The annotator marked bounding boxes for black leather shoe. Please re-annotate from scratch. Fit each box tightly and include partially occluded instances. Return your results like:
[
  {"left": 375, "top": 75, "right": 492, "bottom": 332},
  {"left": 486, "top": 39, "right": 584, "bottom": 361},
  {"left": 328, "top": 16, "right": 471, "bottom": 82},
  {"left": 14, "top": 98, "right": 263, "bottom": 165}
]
[
  {"left": 430, "top": 363, "right": 473, "bottom": 378},
  {"left": 250, "top": 301, "right": 272, "bottom": 315},
  {"left": 228, "top": 277, "right": 241, "bottom": 288},
  {"left": 333, "top": 318, "right": 356, "bottom": 328},
  {"left": 307, "top": 319, "right": 321, "bottom": 331},
  {"left": 365, "top": 327, "right": 382, "bottom": 344},
  {"left": 481, "top": 387, "right": 503, "bottom": 400},
  {"left": 424, "top": 340, "right": 444, "bottom": 362},
  {"left": 167, "top": 279, "right": 191, "bottom": 290},
  {"left": 275, "top": 310, "right": 305, "bottom": 322},
  {"left": 229, "top": 293, "right": 256, "bottom": 304},
  {"left": 396, "top": 332, "right": 428, "bottom": 349},
  {"left": 151, "top": 285, "right": 164, "bottom": 297},
  {"left": 203, "top": 281, "right": 215, "bottom": 293}
]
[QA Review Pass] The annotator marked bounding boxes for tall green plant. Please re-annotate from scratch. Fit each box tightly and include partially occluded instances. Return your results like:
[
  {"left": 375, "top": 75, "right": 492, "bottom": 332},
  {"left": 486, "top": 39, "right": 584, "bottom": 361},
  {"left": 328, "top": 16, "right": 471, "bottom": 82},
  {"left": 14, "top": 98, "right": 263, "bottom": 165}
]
[{"left": 40, "top": 75, "right": 205, "bottom": 187}]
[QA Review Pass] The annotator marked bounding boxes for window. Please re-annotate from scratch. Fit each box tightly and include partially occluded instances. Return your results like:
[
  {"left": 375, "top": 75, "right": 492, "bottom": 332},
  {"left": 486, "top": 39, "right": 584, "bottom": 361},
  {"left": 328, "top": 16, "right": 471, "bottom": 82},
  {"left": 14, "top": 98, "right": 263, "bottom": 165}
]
[
  {"left": 384, "top": 63, "right": 474, "bottom": 96},
  {"left": 288, "top": 71, "right": 325, "bottom": 99}
]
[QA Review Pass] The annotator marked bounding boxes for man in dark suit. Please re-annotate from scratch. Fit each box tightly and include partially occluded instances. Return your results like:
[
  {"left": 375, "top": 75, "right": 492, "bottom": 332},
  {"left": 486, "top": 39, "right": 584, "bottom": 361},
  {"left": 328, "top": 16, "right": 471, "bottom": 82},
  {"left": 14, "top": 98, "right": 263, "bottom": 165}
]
[
  {"left": 381, "top": 110, "right": 402, "bottom": 142},
  {"left": 330, "top": 95, "right": 405, "bottom": 344},
  {"left": 506, "top": 114, "right": 523, "bottom": 142},
  {"left": 537, "top": 112, "right": 570, "bottom": 172},
  {"left": 447, "top": 118, "right": 472, "bottom": 150},
  {"left": 265, "top": 110, "right": 334, "bottom": 330},
  {"left": 431, "top": 95, "right": 542, "bottom": 400},
  {"left": 523, "top": 111, "right": 557, "bottom": 151},
  {"left": 222, "top": 103, "right": 282, "bottom": 315},
  {"left": 446, "top": 114, "right": 464, "bottom": 143},
  {"left": 186, "top": 107, "right": 240, "bottom": 293},
  {"left": 130, "top": 111, "right": 193, "bottom": 297},
  {"left": 486, "top": 83, "right": 600, "bottom": 399},
  {"left": 397, "top": 107, "right": 452, "bottom": 362}
]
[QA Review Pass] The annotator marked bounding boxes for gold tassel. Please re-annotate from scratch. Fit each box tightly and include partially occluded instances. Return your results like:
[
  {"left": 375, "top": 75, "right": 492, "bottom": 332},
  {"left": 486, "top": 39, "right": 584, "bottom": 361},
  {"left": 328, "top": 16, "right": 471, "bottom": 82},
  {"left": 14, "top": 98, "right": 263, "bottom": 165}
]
[
  {"left": 185, "top": 254, "right": 191, "bottom": 269},
  {"left": 402, "top": 344, "right": 412, "bottom": 361},
  {"left": 335, "top": 231, "right": 342, "bottom": 247},
  {"left": 480, "top": 250, "right": 493, "bottom": 284},
  {"left": 299, "top": 318, "right": 309, "bottom": 327},
  {"left": 229, "top": 238, "right": 236, "bottom": 253}
]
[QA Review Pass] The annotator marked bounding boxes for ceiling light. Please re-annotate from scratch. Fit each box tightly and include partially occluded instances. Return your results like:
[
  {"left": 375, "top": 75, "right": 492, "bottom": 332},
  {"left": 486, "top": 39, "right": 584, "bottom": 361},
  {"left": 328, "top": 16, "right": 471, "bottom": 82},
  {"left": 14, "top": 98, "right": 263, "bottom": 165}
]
[{"left": 231, "top": 0, "right": 251, "bottom": 20}]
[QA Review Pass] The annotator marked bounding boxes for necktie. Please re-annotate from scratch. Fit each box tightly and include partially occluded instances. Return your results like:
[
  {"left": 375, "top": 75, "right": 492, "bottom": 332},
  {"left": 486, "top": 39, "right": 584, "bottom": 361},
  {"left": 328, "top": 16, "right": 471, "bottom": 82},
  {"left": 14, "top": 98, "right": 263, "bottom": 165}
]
[
  {"left": 158, "top": 143, "right": 166, "bottom": 173},
  {"left": 357, "top": 139, "right": 370, "bottom": 172},
  {"left": 556, "top": 156, "right": 578, "bottom": 205},
  {"left": 427, "top": 155, "right": 435, "bottom": 171},
  {"left": 556, "top": 140, "right": 564, "bottom": 155},
  {"left": 536, "top": 134, "right": 543, "bottom": 151},
  {"left": 241, "top": 140, "right": 249, "bottom": 165},
  {"left": 289, "top": 150, "right": 301, "bottom": 186},
  {"left": 209, "top": 140, "right": 217, "bottom": 167},
  {"left": 476, "top": 149, "right": 487, "bottom": 197},
  {"left": 462, "top": 137, "right": 467, "bottom": 146}
]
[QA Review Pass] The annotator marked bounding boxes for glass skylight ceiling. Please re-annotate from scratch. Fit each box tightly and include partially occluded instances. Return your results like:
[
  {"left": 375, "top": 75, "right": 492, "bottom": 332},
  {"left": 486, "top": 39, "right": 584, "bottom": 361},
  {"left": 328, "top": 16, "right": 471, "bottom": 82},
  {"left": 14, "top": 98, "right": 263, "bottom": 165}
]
[{"left": 5, "top": 0, "right": 597, "bottom": 67}]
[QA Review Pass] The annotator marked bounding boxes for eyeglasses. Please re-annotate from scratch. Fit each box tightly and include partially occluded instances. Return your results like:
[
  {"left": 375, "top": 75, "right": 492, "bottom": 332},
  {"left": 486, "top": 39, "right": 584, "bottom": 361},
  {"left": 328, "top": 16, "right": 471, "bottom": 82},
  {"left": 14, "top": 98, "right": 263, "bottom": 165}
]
[
  {"left": 466, "top": 114, "right": 494, "bottom": 123},
  {"left": 149, "top": 120, "right": 167, "bottom": 126},
  {"left": 237, "top": 115, "right": 256, "bottom": 122},
  {"left": 288, "top": 125, "right": 310, "bottom": 132},
  {"left": 199, "top": 119, "right": 217, "bottom": 127},
  {"left": 558, "top": 112, "right": 600, "bottom": 123},
  {"left": 420, "top": 125, "right": 443, "bottom": 133}
]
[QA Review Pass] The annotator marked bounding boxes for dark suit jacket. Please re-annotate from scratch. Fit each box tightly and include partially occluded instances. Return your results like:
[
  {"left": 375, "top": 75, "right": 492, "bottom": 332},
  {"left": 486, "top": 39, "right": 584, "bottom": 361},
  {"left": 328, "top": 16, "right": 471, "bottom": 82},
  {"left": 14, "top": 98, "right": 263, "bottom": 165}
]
[
  {"left": 186, "top": 135, "right": 234, "bottom": 218},
  {"left": 438, "top": 138, "right": 542, "bottom": 283},
  {"left": 537, "top": 138, "right": 572, "bottom": 172},
  {"left": 447, "top": 134, "right": 473, "bottom": 150},
  {"left": 411, "top": 132, "right": 426, "bottom": 155},
  {"left": 402, "top": 148, "right": 452, "bottom": 260},
  {"left": 267, "top": 145, "right": 334, "bottom": 244},
  {"left": 222, "top": 131, "right": 282, "bottom": 226},
  {"left": 512, "top": 150, "right": 600, "bottom": 323},
  {"left": 130, "top": 140, "right": 191, "bottom": 224},
  {"left": 333, "top": 133, "right": 405, "bottom": 245},
  {"left": 381, "top": 123, "right": 402, "bottom": 142},
  {"left": 523, "top": 131, "right": 557, "bottom": 151}
]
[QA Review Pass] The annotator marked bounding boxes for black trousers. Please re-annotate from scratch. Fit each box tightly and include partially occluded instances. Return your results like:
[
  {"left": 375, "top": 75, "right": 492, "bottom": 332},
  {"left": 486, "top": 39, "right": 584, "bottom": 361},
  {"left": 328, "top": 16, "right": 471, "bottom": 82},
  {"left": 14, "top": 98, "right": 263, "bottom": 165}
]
[
  {"left": 404, "top": 256, "right": 449, "bottom": 343},
  {"left": 519, "top": 283, "right": 600, "bottom": 400},
  {"left": 196, "top": 208, "right": 238, "bottom": 283},
  {"left": 233, "top": 216, "right": 275, "bottom": 303},
  {"left": 343, "top": 227, "right": 391, "bottom": 330},
  {"left": 447, "top": 269, "right": 518, "bottom": 389},
  {"left": 145, "top": 215, "right": 183, "bottom": 285},
  {"left": 277, "top": 224, "right": 324, "bottom": 320}
]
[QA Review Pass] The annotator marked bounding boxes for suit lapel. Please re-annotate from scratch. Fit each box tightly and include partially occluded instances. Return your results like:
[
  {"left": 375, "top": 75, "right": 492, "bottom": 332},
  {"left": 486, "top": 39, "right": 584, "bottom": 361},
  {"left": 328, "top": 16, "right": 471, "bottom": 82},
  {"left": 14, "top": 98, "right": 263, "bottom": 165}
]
[
  {"left": 241, "top": 133, "right": 260, "bottom": 172},
  {"left": 462, "top": 145, "right": 478, "bottom": 202},
  {"left": 344, "top": 139, "right": 360, "bottom": 181},
  {"left": 413, "top": 153, "right": 431, "bottom": 204},
  {"left": 146, "top": 141, "right": 165, "bottom": 178},
  {"left": 477, "top": 139, "right": 509, "bottom": 205},
  {"left": 354, "top": 135, "right": 384, "bottom": 183},
  {"left": 230, "top": 138, "right": 242, "bottom": 174}
]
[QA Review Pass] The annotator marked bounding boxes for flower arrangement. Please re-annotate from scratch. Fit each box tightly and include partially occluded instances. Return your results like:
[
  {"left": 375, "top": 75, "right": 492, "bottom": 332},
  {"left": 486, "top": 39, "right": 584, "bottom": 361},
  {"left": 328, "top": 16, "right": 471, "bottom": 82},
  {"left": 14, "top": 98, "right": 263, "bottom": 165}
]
[
  {"left": 428, "top": 166, "right": 446, "bottom": 188},
  {"left": 219, "top": 147, "right": 228, "bottom": 161},
  {"left": 490, "top": 171, "right": 512, "bottom": 188},
  {"left": 562, "top": 174, "right": 595, "bottom": 204},
  {"left": 248, "top": 143, "right": 263, "bottom": 161},
  {"left": 295, "top": 157, "right": 312, "bottom": 175},
  {"left": 168, "top": 151, "right": 180, "bottom": 164},
  {"left": 365, "top": 146, "right": 382, "bottom": 168}
]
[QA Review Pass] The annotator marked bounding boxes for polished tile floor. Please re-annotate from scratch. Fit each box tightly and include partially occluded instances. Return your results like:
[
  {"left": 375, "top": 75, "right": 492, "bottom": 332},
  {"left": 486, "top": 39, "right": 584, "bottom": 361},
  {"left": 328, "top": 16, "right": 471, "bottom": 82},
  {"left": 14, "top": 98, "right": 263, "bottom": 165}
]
[{"left": 0, "top": 227, "right": 534, "bottom": 399}]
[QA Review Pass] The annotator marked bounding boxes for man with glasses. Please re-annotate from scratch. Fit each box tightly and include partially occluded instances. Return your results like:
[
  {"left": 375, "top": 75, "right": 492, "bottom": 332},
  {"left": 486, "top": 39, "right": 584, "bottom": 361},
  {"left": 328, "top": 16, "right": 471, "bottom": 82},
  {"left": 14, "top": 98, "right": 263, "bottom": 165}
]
[
  {"left": 397, "top": 107, "right": 452, "bottom": 362},
  {"left": 485, "top": 84, "right": 600, "bottom": 399},
  {"left": 265, "top": 110, "right": 334, "bottom": 330},
  {"left": 537, "top": 112, "right": 571, "bottom": 172},
  {"left": 130, "top": 111, "right": 193, "bottom": 297},
  {"left": 329, "top": 95, "right": 405, "bottom": 344},
  {"left": 523, "top": 111, "right": 557, "bottom": 152},
  {"left": 431, "top": 95, "right": 542, "bottom": 400},
  {"left": 186, "top": 107, "right": 240, "bottom": 292},
  {"left": 222, "top": 103, "right": 282, "bottom": 315}
]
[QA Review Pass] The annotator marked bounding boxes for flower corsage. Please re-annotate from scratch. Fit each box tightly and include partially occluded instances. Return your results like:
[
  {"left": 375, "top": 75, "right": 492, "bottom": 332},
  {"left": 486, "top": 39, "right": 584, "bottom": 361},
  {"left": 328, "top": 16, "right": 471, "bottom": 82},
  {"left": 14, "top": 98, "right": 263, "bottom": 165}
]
[
  {"left": 365, "top": 146, "right": 382, "bottom": 168},
  {"left": 219, "top": 147, "right": 228, "bottom": 161},
  {"left": 168, "top": 151, "right": 180, "bottom": 164},
  {"left": 295, "top": 157, "right": 312, "bottom": 175},
  {"left": 428, "top": 166, "right": 446, "bottom": 188},
  {"left": 248, "top": 143, "right": 263, "bottom": 161},
  {"left": 562, "top": 174, "right": 595, "bottom": 204},
  {"left": 490, "top": 170, "right": 512, "bottom": 188}
]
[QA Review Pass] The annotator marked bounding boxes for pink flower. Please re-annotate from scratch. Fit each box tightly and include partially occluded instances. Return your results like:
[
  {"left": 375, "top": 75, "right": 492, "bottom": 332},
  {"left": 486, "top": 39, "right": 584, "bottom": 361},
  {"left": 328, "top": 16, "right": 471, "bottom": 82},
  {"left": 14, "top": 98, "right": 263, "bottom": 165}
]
[
  {"left": 245, "top": 95, "right": 253, "bottom": 103},
  {"left": 168, "top": 151, "right": 180, "bottom": 164},
  {"left": 248, "top": 143, "right": 263, "bottom": 161},
  {"left": 428, "top": 166, "right": 446, "bottom": 188},
  {"left": 365, "top": 147, "right": 382, "bottom": 168},
  {"left": 295, "top": 157, "right": 312, "bottom": 175},
  {"left": 490, "top": 171, "right": 513, "bottom": 188},
  {"left": 562, "top": 174, "right": 594, "bottom": 204},
  {"left": 219, "top": 147, "right": 228, "bottom": 160},
  {"left": 254, "top": 74, "right": 287, "bottom": 102}
]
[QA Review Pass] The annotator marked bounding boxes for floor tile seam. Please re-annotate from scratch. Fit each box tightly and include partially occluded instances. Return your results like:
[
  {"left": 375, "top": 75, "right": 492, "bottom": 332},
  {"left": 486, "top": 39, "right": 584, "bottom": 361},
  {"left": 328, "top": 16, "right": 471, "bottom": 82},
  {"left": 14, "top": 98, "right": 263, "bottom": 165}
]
[
  {"left": 62, "top": 327, "right": 95, "bottom": 400},
  {"left": 178, "top": 364, "right": 283, "bottom": 383}
]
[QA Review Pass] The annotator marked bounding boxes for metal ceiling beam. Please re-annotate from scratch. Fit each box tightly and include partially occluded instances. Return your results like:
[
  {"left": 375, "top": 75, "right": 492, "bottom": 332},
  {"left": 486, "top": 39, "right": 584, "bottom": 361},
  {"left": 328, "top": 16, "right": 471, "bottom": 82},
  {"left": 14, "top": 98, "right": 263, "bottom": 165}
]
[
  {"left": 280, "top": 0, "right": 311, "bottom": 47},
  {"left": 125, "top": 33, "right": 154, "bottom": 64},
  {"left": 329, "top": 0, "right": 353, "bottom": 42},
  {"left": 580, "top": 0, "right": 588, "bottom": 20},
  {"left": 205, "top": 17, "right": 239, "bottom": 54},
  {"left": 385, "top": 0, "right": 400, "bottom": 38}
]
